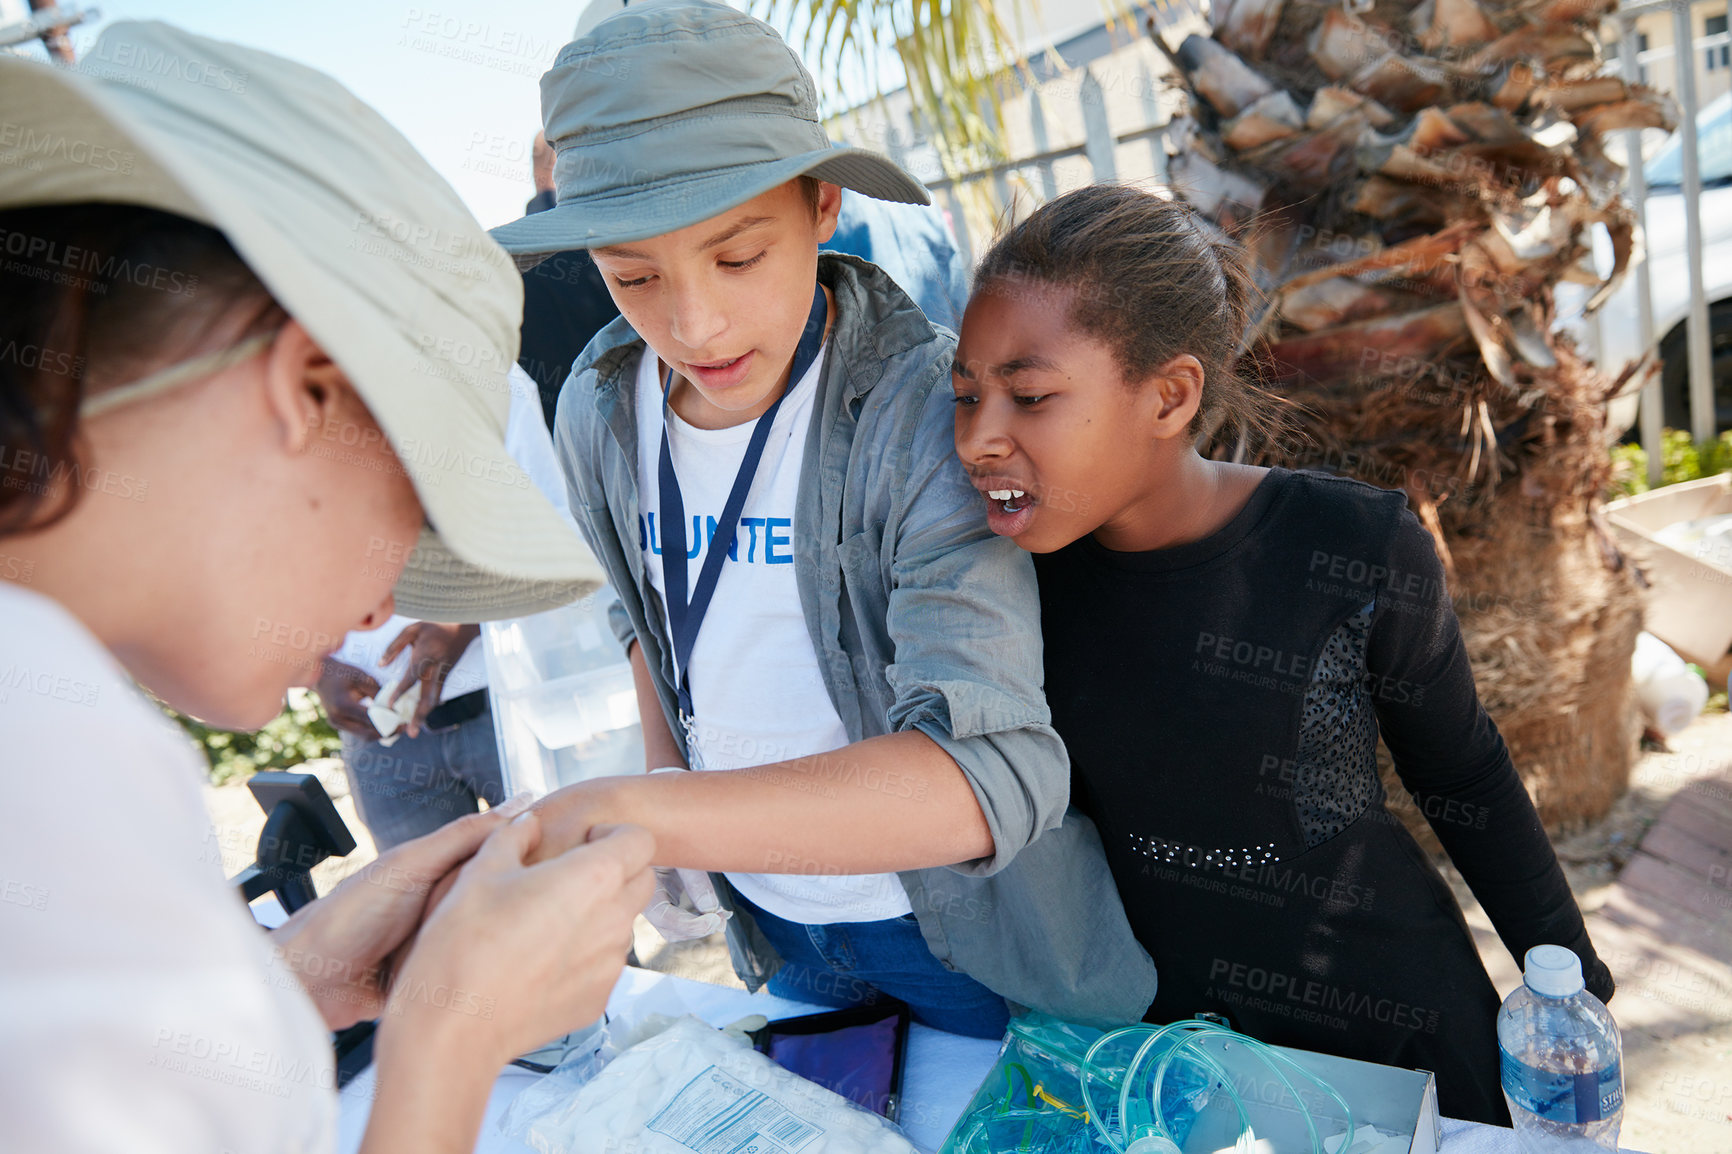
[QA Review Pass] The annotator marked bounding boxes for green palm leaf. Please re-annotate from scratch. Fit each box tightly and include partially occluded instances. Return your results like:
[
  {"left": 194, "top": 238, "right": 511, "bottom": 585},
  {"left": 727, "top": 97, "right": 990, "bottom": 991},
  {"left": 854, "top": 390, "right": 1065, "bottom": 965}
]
[{"left": 749, "top": 0, "right": 1048, "bottom": 180}]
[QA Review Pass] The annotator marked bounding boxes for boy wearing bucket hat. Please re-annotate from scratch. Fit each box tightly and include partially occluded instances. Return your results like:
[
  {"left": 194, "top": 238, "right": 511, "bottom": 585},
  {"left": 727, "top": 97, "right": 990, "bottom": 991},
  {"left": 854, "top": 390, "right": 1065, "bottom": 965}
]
[
  {"left": 493, "top": 0, "right": 1155, "bottom": 1032},
  {"left": 1, "top": 22, "right": 653, "bottom": 1152}
]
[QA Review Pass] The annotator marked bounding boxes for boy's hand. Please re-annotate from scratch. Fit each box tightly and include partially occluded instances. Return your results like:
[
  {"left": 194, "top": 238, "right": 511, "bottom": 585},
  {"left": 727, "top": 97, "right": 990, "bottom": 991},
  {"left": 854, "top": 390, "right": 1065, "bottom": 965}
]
[
  {"left": 645, "top": 867, "right": 731, "bottom": 942},
  {"left": 522, "top": 778, "right": 620, "bottom": 866}
]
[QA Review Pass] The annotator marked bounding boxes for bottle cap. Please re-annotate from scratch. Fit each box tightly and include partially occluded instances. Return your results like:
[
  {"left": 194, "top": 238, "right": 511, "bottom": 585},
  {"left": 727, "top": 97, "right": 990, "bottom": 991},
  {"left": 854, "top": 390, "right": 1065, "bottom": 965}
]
[{"left": 1524, "top": 944, "right": 1585, "bottom": 997}]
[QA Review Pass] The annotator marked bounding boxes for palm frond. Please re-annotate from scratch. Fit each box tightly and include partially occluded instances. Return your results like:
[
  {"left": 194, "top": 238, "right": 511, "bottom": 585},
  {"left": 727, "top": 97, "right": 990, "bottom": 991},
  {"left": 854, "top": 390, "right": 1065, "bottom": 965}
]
[{"left": 749, "top": 0, "right": 1051, "bottom": 179}]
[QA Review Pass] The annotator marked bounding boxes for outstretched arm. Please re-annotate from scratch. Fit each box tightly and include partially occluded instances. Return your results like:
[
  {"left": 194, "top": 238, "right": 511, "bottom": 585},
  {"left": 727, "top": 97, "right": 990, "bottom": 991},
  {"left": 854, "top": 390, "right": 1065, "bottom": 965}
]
[{"left": 530, "top": 728, "right": 992, "bottom": 873}]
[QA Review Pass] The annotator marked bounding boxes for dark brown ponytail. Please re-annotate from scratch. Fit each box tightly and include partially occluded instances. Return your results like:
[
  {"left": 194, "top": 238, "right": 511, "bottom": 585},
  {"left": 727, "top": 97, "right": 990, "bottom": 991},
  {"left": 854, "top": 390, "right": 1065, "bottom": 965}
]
[{"left": 973, "top": 184, "right": 1286, "bottom": 449}]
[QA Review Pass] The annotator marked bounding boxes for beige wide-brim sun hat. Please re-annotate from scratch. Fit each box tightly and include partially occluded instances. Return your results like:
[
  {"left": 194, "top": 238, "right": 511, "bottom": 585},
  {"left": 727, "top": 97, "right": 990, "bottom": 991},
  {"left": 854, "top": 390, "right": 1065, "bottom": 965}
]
[{"left": 0, "top": 21, "right": 603, "bottom": 620}]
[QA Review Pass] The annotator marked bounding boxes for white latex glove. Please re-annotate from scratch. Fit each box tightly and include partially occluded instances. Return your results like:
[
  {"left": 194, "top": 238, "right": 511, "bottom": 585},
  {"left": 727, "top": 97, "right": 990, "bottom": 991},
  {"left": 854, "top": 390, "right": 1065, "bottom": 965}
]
[
  {"left": 644, "top": 867, "right": 731, "bottom": 942},
  {"left": 641, "top": 767, "right": 733, "bottom": 943}
]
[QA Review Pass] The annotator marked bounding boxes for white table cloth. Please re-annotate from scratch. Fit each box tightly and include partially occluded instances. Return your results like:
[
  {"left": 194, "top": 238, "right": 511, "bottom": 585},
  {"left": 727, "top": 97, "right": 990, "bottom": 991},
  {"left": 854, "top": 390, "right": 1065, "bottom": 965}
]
[{"left": 333, "top": 967, "right": 1640, "bottom": 1154}]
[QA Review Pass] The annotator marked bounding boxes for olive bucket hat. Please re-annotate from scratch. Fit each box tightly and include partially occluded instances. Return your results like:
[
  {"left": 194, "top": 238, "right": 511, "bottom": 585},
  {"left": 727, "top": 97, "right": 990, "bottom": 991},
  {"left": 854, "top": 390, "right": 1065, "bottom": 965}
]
[
  {"left": 0, "top": 21, "right": 603, "bottom": 620},
  {"left": 489, "top": 0, "right": 929, "bottom": 262}
]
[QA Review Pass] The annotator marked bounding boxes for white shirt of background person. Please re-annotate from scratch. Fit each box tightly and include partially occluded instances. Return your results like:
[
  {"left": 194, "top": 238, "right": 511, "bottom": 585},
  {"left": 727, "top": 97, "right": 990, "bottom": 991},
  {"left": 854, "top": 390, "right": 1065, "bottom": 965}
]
[{"left": 331, "top": 367, "right": 579, "bottom": 704}]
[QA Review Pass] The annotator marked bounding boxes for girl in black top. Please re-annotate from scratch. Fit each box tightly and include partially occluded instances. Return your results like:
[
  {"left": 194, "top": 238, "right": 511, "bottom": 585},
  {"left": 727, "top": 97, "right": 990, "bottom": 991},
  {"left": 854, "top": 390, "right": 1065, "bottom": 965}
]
[{"left": 949, "top": 185, "right": 1612, "bottom": 1126}]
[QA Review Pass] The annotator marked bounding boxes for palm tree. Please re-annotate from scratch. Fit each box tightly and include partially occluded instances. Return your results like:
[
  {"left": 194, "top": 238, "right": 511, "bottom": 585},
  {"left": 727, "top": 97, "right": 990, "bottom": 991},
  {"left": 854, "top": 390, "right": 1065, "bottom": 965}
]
[
  {"left": 1145, "top": 0, "right": 1671, "bottom": 831},
  {"left": 762, "top": 0, "right": 1671, "bottom": 830}
]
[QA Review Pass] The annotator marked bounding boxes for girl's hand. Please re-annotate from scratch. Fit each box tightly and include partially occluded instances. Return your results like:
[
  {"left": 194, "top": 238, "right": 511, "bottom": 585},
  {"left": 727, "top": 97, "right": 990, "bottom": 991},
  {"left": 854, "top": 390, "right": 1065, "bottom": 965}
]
[
  {"left": 380, "top": 813, "right": 655, "bottom": 1069},
  {"left": 268, "top": 796, "right": 533, "bottom": 1029}
]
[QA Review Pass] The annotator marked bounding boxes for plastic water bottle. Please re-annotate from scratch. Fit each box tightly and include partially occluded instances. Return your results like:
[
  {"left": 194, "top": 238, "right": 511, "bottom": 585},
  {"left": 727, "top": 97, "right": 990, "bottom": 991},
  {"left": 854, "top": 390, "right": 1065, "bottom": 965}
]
[{"left": 1498, "top": 945, "right": 1623, "bottom": 1151}]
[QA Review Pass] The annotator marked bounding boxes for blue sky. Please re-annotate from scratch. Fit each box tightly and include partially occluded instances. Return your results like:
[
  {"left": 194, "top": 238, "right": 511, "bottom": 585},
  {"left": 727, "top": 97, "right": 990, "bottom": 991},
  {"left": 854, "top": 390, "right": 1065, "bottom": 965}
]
[
  {"left": 6, "top": 0, "right": 904, "bottom": 229},
  {"left": 11, "top": 0, "right": 637, "bottom": 228}
]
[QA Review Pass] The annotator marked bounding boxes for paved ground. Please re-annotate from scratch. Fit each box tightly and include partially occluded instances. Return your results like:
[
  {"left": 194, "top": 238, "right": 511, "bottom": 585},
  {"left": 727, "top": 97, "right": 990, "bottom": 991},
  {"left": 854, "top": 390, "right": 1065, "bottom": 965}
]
[
  {"left": 1443, "top": 710, "right": 1732, "bottom": 1153},
  {"left": 206, "top": 711, "right": 1732, "bottom": 1152}
]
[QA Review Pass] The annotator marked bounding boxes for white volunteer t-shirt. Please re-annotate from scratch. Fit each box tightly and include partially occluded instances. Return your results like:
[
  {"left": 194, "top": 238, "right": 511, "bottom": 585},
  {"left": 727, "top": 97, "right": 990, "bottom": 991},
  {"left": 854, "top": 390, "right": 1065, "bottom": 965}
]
[
  {"left": 635, "top": 347, "right": 912, "bottom": 924},
  {"left": 0, "top": 580, "right": 337, "bottom": 1153}
]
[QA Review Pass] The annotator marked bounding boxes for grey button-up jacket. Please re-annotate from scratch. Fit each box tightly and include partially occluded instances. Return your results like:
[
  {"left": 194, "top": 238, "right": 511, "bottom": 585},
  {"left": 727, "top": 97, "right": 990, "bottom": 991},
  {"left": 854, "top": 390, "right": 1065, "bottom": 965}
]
[{"left": 552, "top": 253, "right": 1156, "bottom": 1026}]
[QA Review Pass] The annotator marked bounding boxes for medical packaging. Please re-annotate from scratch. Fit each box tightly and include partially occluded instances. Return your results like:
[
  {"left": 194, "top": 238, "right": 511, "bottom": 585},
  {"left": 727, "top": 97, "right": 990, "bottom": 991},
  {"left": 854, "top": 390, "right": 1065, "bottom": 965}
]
[{"left": 506, "top": 1015, "right": 921, "bottom": 1154}]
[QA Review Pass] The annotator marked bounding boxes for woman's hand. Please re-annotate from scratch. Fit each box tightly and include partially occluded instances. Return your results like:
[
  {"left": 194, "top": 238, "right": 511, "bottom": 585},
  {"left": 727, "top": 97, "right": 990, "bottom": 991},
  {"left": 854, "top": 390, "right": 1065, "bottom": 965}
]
[
  {"left": 379, "top": 812, "right": 654, "bottom": 1068},
  {"left": 356, "top": 813, "right": 654, "bottom": 1154},
  {"left": 267, "top": 796, "right": 532, "bottom": 1029}
]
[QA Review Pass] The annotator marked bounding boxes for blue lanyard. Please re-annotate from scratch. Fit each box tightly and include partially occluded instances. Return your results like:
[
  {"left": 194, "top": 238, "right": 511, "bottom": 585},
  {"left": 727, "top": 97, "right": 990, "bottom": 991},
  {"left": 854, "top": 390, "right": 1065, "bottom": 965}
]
[{"left": 658, "top": 281, "right": 828, "bottom": 730}]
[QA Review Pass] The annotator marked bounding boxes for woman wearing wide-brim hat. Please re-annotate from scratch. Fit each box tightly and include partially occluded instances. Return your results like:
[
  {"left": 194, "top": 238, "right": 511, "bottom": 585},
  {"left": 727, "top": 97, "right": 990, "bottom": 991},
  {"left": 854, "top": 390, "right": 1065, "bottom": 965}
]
[{"left": 0, "top": 22, "right": 653, "bottom": 1153}]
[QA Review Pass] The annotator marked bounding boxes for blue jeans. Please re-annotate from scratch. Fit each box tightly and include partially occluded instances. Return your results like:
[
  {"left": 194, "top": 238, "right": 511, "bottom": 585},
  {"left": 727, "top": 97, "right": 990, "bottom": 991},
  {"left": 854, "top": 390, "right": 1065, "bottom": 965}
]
[
  {"left": 734, "top": 893, "right": 1011, "bottom": 1039},
  {"left": 341, "top": 708, "right": 504, "bottom": 851}
]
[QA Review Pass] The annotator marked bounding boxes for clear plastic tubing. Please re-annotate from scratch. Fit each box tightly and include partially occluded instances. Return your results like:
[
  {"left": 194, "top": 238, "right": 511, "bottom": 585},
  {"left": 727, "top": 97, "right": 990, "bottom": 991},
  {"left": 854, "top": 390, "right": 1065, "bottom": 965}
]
[{"left": 1076, "top": 1021, "right": 1351, "bottom": 1154}]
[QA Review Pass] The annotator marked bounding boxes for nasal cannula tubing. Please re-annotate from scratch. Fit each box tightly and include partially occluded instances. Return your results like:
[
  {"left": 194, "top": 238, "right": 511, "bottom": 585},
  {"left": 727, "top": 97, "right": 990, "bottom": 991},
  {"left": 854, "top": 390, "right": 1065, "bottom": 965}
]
[
  {"left": 1070, "top": 1020, "right": 1355, "bottom": 1154},
  {"left": 1079, "top": 1024, "right": 1244, "bottom": 1153}
]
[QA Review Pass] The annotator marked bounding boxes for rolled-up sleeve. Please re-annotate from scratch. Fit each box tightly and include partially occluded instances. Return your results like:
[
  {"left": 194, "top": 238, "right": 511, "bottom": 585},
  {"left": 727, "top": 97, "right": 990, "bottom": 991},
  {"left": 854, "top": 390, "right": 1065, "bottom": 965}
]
[{"left": 883, "top": 377, "right": 1070, "bottom": 876}]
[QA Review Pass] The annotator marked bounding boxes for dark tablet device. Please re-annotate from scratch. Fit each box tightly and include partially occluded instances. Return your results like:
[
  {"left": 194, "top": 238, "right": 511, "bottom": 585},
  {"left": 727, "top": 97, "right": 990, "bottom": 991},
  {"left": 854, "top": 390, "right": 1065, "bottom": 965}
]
[
  {"left": 246, "top": 771, "right": 356, "bottom": 857},
  {"left": 751, "top": 1001, "right": 912, "bottom": 1123}
]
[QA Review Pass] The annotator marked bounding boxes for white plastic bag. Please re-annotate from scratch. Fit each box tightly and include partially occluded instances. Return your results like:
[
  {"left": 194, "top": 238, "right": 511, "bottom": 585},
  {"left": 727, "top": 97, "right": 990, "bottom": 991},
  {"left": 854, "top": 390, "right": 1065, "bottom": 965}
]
[
  {"left": 502, "top": 978, "right": 698, "bottom": 1139},
  {"left": 1631, "top": 631, "right": 1709, "bottom": 735},
  {"left": 506, "top": 1015, "right": 919, "bottom": 1154}
]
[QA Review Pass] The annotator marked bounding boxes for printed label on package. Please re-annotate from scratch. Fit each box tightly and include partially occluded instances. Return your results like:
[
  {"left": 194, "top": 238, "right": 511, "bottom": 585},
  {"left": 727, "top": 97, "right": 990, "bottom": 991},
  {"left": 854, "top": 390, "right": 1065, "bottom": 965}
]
[
  {"left": 1499, "top": 1049, "right": 1623, "bottom": 1124},
  {"left": 648, "top": 1064, "right": 826, "bottom": 1154}
]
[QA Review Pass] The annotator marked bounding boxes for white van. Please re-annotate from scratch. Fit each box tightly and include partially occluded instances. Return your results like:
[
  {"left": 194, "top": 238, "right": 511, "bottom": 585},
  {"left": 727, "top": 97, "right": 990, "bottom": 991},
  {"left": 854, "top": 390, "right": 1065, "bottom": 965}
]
[{"left": 1588, "top": 92, "right": 1732, "bottom": 438}]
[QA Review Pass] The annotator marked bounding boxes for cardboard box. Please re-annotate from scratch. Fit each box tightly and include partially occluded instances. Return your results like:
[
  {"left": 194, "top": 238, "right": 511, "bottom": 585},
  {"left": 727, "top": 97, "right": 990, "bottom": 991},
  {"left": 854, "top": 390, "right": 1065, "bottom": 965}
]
[
  {"left": 1605, "top": 474, "right": 1732, "bottom": 666},
  {"left": 1177, "top": 1036, "right": 1440, "bottom": 1153},
  {"left": 938, "top": 1017, "right": 1441, "bottom": 1154}
]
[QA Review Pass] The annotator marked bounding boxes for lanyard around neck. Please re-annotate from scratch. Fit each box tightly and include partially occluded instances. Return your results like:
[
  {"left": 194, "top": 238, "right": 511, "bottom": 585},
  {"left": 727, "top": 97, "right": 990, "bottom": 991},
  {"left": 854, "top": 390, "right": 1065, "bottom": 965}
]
[{"left": 658, "top": 280, "right": 828, "bottom": 726}]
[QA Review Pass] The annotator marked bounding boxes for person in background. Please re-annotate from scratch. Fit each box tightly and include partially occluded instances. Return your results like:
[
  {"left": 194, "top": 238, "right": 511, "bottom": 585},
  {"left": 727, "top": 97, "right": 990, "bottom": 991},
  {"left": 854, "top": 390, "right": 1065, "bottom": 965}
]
[
  {"left": 528, "top": 130, "right": 558, "bottom": 216},
  {"left": 317, "top": 616, "right": 496, "bottom": 849},
  {"left": 828, "top": 187, "right": 971, "bottom": 331},
  {"left": 516, "top": 129, "right": 623, "bottom": 431},
  {"left": 0, "top": 24, "right": 649, "bottom": 1154},
  {"left": 315, "top": 367, "right": 572, "bottom": 850}
]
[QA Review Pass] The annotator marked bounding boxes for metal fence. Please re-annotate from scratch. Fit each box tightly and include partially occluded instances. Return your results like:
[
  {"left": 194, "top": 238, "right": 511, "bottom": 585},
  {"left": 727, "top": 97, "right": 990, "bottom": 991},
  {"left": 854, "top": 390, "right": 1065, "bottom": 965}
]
[{"left": 1618, "top": 0, "right": 1716, "bottom": 482}]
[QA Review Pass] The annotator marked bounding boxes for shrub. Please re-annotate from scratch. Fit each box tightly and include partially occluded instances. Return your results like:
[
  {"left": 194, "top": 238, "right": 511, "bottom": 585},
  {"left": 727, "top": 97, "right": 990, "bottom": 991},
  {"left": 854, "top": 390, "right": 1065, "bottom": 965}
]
[
  {"left": 1609, "top": 429, "right": 1732, "bottom": 498},
  {"left": 167, "top": 688, "right": 340, "bottom": 785}
]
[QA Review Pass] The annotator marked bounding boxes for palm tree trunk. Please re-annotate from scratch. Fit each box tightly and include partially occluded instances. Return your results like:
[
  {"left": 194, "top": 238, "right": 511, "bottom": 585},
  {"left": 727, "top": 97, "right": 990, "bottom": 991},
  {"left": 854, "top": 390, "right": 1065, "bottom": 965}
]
[{"left": 1153, "top": 0, "right": 1672, "bottom": 829}]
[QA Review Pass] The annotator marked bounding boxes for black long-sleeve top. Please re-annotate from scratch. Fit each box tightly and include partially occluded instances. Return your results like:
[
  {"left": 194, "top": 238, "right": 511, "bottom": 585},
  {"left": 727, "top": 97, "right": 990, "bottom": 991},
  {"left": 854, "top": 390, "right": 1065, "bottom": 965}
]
[{"left": 1035, "top": 467, "right": 1611, "bottom": 1125}]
